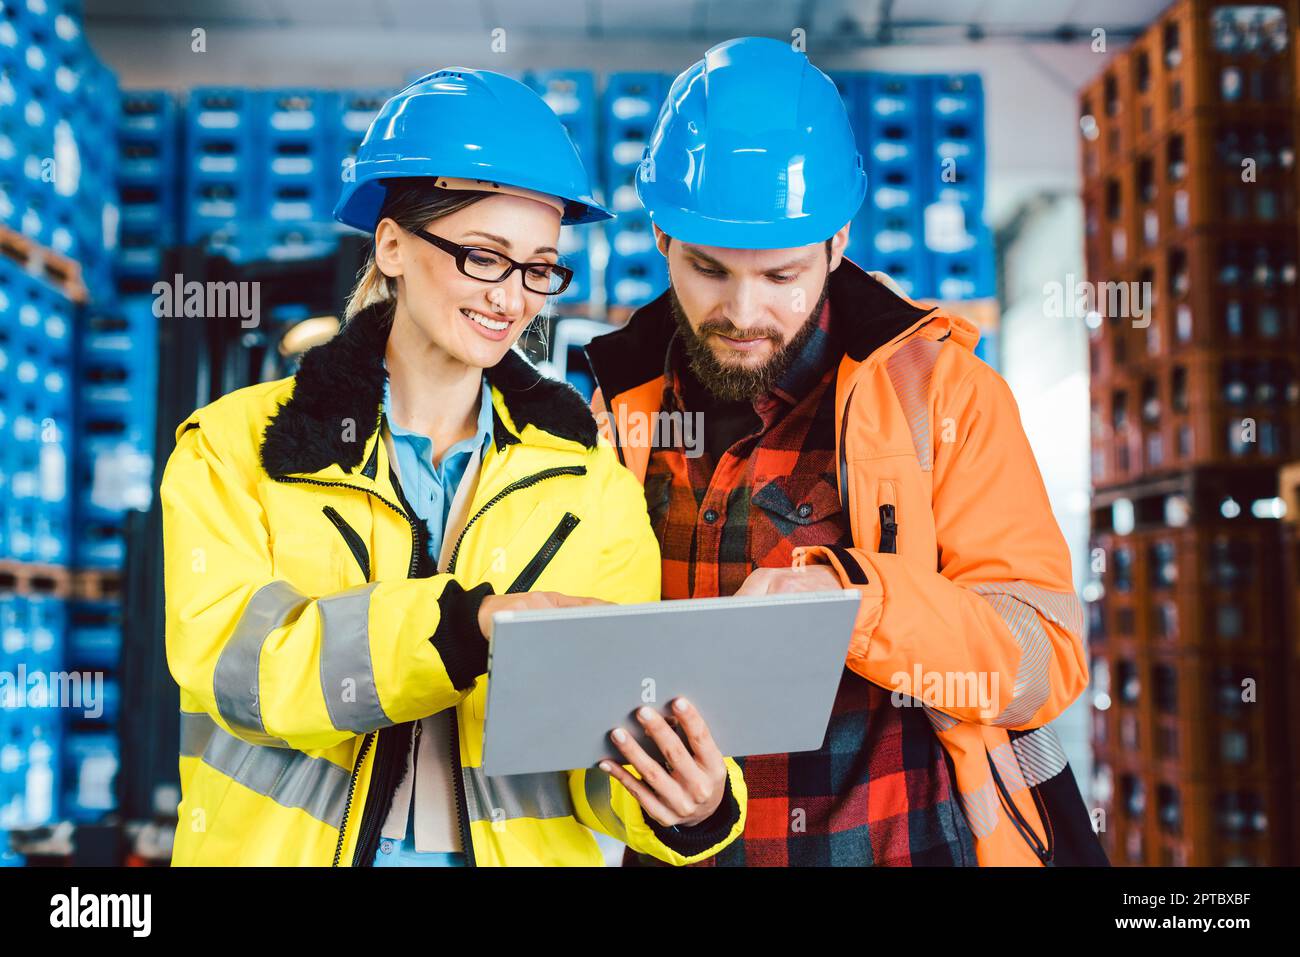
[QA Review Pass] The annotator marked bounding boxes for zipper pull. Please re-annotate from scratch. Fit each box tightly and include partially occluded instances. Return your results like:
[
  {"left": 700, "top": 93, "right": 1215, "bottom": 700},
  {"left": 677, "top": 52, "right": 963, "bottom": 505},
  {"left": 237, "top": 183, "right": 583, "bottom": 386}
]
[{"left": 879, "top": 504, "right": 898, "bottom": 553}]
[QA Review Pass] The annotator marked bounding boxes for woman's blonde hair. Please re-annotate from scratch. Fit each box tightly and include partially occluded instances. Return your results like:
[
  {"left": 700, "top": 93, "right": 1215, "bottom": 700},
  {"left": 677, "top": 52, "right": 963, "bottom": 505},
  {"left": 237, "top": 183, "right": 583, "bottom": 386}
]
[{"left": 342, "top": 178, "right": 559, "bottom": 342}]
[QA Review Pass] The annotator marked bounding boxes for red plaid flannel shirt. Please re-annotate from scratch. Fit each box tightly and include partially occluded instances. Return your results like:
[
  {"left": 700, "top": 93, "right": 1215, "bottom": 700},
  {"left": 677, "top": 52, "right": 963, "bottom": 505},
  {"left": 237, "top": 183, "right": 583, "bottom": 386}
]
[{"left": 627, "top": 302, "right": 976, "bottom": 866}]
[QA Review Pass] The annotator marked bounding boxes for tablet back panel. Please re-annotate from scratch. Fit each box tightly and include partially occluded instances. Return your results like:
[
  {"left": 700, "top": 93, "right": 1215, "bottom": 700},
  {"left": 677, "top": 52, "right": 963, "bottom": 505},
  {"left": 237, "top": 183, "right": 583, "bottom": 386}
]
[{"left": 481, "top": 590, "right": 860, "bottom": 777}]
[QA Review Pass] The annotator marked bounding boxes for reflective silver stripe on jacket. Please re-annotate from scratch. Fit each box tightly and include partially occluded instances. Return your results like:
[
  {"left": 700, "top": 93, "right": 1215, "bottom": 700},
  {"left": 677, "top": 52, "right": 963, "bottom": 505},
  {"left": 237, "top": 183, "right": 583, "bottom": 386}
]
[
  {"left": 180, "top": 710, "right": 351, "bottom": 829},
  {"left": 1009, "top": 724, "right": 1069, "bottom": 788},
  {"left": 462, "top": 766, "right": 575, "bottom": 825},
  {"left": 318, "top": 582, "right": 392, "bottom": 733},
  {"left": 884, "top": 337, "right": 943, "bottom": 472},
  {"left": 957, "top": 777, "right": 1001, "bottom": 840},
  {"left": 968, "top": 581, "right": 1084, "bottom": 727},
  {"left": 582, "top": 772, "right": 628, "bottom": 843},
  {"left": 212, "top": 580, "right": 308, "bottom": 746}
]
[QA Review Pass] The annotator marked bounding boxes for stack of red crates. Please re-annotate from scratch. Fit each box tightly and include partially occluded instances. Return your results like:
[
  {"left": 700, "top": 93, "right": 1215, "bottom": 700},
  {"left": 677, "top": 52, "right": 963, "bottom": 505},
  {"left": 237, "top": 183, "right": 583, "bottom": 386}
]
[{"left": 1081, "top": 0, "right": 1299, "bottom": 866}]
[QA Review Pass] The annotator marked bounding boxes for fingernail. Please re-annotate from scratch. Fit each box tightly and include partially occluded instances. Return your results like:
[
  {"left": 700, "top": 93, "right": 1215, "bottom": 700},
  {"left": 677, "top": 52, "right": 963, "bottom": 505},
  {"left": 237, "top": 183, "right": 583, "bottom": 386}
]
[
  {"left": 599, "top": 761, "right": 612, "bottom": 772},
  {"left": 674, "top": 698, "right": 690, "bottom": 713},
  {"left": 611, "top": 728, "right": 627, "bottom": 743},
  {"left": 638, "top": 706, "right": 654, "bottom": 721}
]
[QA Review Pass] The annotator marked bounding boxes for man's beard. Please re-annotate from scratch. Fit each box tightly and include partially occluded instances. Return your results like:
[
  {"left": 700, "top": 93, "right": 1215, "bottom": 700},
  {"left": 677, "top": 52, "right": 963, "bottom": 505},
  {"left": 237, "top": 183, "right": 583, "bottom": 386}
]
[{"left": 669, "top": 277, "right": 830, "bottom": 402}]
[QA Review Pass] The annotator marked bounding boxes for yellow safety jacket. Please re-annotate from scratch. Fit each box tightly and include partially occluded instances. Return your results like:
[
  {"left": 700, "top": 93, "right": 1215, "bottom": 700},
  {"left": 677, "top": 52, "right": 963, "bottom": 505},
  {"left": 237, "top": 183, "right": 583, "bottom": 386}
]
[{"left": 160, "top": 302, "right": 747, "bottom": 866}]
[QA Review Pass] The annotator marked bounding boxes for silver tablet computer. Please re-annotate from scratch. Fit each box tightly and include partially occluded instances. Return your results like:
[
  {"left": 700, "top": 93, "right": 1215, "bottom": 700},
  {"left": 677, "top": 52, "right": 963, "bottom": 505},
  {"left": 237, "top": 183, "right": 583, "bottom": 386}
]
[{"left": 481, "top": 589, "right": 861, "bottom": 777}]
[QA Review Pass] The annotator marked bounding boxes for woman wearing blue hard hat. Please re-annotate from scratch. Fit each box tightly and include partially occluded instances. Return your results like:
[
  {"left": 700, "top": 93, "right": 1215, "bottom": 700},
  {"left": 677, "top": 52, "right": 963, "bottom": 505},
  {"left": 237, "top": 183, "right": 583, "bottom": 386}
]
[{"left": 160, "top": 68, "right": 745, "bottom": 866}]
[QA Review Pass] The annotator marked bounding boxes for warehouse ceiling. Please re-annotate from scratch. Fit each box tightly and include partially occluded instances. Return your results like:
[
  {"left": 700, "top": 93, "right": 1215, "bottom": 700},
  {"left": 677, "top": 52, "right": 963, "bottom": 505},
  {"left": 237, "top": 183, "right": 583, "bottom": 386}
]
[{"left": 85, "top": 0, "right": 1172, "bottom": 44}]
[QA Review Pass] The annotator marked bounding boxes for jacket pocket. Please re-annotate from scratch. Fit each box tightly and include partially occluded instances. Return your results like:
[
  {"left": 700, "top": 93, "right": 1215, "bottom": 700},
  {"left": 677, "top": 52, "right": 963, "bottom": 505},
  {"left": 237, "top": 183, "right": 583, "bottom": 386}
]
[
  {"left": 752, "top": 472, "right": 843, "bottom": 536},
  {"left": 506, "top": 512, "right": 581, "bottom": 594},
  {"left": 876, "top": 480, "right": 898, "bottom": 554},
  {"left": 322, "top": 505, "right": 371, "bottom": 581}
]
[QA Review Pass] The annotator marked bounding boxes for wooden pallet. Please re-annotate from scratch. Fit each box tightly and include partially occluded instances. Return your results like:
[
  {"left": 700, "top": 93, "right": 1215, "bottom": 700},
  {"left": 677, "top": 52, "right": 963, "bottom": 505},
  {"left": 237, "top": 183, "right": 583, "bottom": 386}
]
[
  {"left": 71, "top": 568, "right": 124, "bottom": 602},
  {"left": 0, "top": 224, "right": 87, "bottom": 303},
  {"left": 0, "top": 560, "right": 73, "bottom": 598}
]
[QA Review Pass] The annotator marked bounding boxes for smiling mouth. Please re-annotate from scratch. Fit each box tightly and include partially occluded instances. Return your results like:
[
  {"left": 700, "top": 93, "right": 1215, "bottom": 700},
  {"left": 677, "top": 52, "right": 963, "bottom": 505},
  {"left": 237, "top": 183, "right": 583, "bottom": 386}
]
[{"left": 462, "top": 308, "right": 511, "bottom": 332}]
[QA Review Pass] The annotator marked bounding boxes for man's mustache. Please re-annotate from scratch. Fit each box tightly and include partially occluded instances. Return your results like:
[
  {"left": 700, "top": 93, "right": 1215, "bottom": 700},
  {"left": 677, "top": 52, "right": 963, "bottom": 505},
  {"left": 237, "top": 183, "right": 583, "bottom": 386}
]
[{"left": 696, "top": 322, "right": 783, "bottom": 342}]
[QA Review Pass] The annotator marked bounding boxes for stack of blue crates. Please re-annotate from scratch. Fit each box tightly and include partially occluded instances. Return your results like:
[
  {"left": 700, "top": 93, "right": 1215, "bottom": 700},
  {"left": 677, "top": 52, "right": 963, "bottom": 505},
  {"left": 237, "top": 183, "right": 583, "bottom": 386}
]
[
  {"left": 116, "top": 90, "right": 178, "bottom": 295},
  {"left": 0, "top": 592, "right": 65, "bottom": 839},
  {"left": 0, "top": 260, "right": 74, "bottom": 567},
  {"left": 601, "top": 72, "right": 671, "bottom": 309},
  {"left": 923, "top": 73, "right": 992, "bottom": 301},
  {"left": 179, "top": 86, "right": 396, "bottom": 262},
  {"left": 831, "top": 71, "right": 993, "bottom": 302},
  {"left": 1, "top": 0, "right": 119, "bottom": 303},
  {"left": 182, "top": 86, "right": 260, "bottom": 245},
  {"left": 525, "top": 70, "right": 597, "bottom": 310},
  {"left": 0, "top": 259, "right": 73, "bottom": 842},
  {"left": 72, "top": 294, "right": 157, "bottom": 569}
]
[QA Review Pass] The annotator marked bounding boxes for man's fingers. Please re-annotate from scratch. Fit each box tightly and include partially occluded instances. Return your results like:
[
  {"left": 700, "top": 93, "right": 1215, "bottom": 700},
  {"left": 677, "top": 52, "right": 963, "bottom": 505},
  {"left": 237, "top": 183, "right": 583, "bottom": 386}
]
[
  {"left": 668, "top": 698, "right": 725, "bottom": 778},
  {"left": 597, "top": 760, "right": 677, "bottom": 827},
  {"left": 636, "top": 706, "right": 695, "bottom": 773},
  {"left": 609, "top": 726, "right": 690, "bottom": 816}
]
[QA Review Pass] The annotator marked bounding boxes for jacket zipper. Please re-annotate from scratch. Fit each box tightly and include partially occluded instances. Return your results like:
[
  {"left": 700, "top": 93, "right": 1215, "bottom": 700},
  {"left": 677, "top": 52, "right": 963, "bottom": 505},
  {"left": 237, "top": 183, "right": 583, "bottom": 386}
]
[
  {"left": 331, "top": 730, "right": 374, "bottom": 866},
  {"left": 275, "top": 476, "right": 422, "bottom": 579},
  {"left": 838, "top": 385, "right": 856, "bottom": 518},
  {"left": 445, "top": 465, "right": 586, "bottom": 867},
  {"left": 878, "top": 504, "right": 897, "bottom": 553},
  {"left": 506, "top": 512, "right": 581, "bottom": 593},
  {"left": 986, "top": 749, "right": 1053, "bottom": 865},
  {"left": 322, "top": 505, "right": 372, "bottom": 580}
]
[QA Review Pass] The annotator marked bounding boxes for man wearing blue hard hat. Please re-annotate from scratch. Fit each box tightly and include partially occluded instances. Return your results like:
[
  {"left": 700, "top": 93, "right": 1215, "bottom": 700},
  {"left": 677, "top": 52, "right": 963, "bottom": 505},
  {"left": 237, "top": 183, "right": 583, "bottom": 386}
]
[{"left": 587, "top": 37, "right": 1106, "bottom": 867}]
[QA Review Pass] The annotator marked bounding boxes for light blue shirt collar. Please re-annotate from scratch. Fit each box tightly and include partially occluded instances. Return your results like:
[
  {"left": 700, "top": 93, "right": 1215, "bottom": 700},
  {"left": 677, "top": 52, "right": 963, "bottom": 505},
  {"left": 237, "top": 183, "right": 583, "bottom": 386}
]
[{"left": 381, "top": 363, "right": 496, "bottom": 465}]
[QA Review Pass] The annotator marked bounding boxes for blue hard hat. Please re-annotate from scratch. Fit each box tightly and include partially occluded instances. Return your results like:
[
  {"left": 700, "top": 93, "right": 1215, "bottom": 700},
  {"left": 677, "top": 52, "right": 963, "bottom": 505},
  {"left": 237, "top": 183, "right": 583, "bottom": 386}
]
[
  {"left": 334, "top": 68, "right": 612, "bottom": 231},
  {"left": 636, "top": 37, "right": 866, "bottom": 250}
]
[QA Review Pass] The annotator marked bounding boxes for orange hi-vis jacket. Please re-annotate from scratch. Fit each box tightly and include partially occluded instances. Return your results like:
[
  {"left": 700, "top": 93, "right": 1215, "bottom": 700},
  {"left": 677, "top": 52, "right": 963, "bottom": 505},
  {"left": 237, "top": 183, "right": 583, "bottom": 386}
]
[{"left": 585, "top": 259, "right": 1102, "bottom": 867}]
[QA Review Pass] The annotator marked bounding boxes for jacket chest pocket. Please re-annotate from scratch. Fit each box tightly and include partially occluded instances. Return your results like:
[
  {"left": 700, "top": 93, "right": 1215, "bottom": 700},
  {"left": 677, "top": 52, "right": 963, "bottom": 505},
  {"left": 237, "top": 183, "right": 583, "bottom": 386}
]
[
  {"left": 505, "top": 511, "right": 581, "bottom": 593},
  {"left": 462, "top": 500, "right": 585, "bottom": 595}
]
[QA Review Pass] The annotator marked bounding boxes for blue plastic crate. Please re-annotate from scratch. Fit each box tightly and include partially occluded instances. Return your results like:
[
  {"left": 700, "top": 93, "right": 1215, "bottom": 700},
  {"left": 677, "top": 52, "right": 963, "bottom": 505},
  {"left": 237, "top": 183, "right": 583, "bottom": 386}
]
[
  {"left": 605, "top": 253, "right": 667, "bottom": 309},
  {"left": 65, "top": 600, "right": 120, "bottom": 671},
  {"left": 861, "top": 73, "right": 925, "bottom": 124},
  {"left": 326, "top": 87, "right": 389, "bottom": 202},
  {"left": 526, "top": 70, "right": 597, "bottom": 166},
  {"left": 25, "top": 595, "right": 65, "bottom": 674},
  {"left": 60, "top": 728, "right": 117, "bottom": 822},
  {"left": 862, "top": 247, "right": 930, "bottom": 301},
  {"left": 601, "top": 72, "right": 669, "bottom": 191},
  {"left": 184, "top": 87, "right": 260, "bottom": 242},
  {"left": 929, "top": 226, "right": 994, "bottom": 300},
  {"left": 924, "top": 74, "right": 985, "bottom": 216},
  {"left": 260, "top": 89, "right": 335, "bottom": 223},
  {"left": 120, "top": 89, "right": 177, "bottom": 139}
]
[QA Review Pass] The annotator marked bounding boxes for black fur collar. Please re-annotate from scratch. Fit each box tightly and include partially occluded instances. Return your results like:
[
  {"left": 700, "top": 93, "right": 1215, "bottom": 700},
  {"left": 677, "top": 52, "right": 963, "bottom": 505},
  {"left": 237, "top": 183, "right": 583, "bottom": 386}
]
[{"left": 260, "top": 301, "right": 598, "bottom": 478}]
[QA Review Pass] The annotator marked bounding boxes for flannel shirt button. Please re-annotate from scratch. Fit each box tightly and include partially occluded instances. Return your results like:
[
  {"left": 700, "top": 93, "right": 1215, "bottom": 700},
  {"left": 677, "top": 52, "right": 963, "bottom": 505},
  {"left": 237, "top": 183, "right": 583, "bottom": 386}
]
[
  {"left": 380, "top": 840, "right": 394, "bottom": 854},
  {"left": 703, "top": 509, "right": 719, "bottom": 524},
  {"left": 797, "top": 503, "right": 813, "bottom": 518}
]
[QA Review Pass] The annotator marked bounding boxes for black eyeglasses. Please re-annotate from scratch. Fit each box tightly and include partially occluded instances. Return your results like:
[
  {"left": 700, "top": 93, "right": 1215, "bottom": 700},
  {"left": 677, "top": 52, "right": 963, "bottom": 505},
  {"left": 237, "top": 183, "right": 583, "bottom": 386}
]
[{"left": 409, "top": 228, "right": 574, "bottom": 296}]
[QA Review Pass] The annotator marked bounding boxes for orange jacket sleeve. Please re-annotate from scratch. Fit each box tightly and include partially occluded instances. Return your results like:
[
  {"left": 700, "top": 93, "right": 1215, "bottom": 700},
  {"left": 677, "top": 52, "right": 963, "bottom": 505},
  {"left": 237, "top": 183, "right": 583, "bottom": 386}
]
[{"left": 794, "top": 360, "right": 1088, "bottom": 730}]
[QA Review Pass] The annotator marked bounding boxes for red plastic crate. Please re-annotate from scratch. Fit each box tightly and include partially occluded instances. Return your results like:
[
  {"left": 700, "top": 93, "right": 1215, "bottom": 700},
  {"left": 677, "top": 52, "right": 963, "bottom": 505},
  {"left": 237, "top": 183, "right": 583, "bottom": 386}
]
[
  {"left": 1150, "top": 771, "right": 1291, "bottom": 865},
  {"left": 1156, "top": 0, "right": 1298, "bottom": 131},
  {"left": 1157, "top": 228, "right": 1299, "bottom": 357}
]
